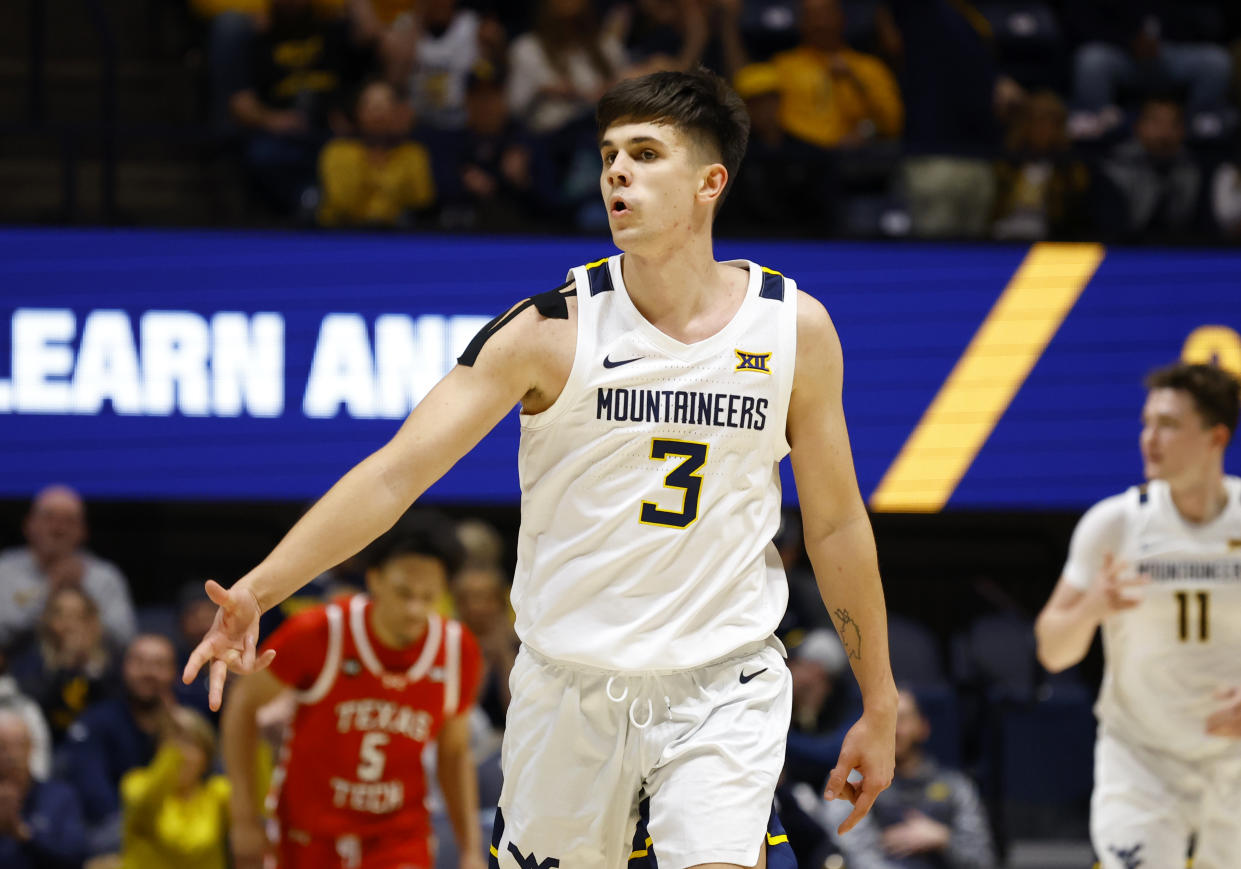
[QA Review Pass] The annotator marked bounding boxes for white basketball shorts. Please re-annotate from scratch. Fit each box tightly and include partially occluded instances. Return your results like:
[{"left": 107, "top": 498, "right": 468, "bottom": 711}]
[
  {"left": 491, "top": 637, "right": 792, "bottom": 869},
  {"left": 1092, "top": 727, "right": 1241, "bottom": 869}
]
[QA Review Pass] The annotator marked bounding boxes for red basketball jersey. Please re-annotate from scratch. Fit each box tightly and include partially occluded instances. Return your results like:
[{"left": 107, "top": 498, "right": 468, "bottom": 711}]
[{"left": 263, "top": 594, "right": 481, "bottom": 843}]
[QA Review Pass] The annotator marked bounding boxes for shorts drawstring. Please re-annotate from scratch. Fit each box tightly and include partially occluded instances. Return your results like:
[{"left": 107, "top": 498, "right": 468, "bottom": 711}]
[
  {"left": 605, "top": 676, "right": 628, "bottom": 702},
  {"left": 606, "top": 675, "right": 657, "bottom": 729},
  {"left": 628, "top": 698, "right": 654, "bottom": 729}
]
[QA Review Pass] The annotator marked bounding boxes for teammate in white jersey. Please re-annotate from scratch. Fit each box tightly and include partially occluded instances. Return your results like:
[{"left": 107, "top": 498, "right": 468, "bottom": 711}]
[
  {"left": 1035, "top": 362, "right": 1241, "bottom": 869},
  {"left": 184, "top": 68, "right": 898, "bottom": 869}
]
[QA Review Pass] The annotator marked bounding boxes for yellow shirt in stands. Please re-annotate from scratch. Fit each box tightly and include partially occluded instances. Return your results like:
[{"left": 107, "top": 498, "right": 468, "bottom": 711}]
[
  {"left": 121, "top": 744, "right": 231, "bottom": 869},
  {"left": 317, "top": 139, "right": 437, "bottom": 227},
  {"left": 769, "top": 46, "right": 903, "bottom": 147}
]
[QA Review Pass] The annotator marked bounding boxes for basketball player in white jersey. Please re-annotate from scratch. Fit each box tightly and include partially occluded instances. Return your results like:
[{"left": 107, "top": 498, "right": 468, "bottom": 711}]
[
  {"left": 184, "top": 68, "right": 899, "bottom": 869},
  {"left": 1035, "top": 362, "right": 1241, "bottom": 869}
]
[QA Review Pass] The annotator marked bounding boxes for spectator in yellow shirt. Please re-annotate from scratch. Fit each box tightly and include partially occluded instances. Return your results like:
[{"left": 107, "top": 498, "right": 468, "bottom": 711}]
[
  {"left": 317, "top": 79, "right": 437, "bottom": 227},
  {"left": 767, "top": 0, "right": 904, "bottom": 148},
  {"left": 120, "top": 706, "right": 230, "bottom": 869}
]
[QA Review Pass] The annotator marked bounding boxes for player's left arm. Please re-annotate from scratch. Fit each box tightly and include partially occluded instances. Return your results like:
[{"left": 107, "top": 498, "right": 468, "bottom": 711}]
[
  {"left": 787, "top": 290, "right": 897, "bottom": 834},
  {"left": 435, "top": 712, "right": 483, "bottom": 869}
]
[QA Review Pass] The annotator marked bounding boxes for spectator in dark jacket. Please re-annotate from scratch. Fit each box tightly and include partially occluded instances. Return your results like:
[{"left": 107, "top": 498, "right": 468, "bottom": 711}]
[
  {"left": 1066, "top": 0, "right": 1233, "bottom": 139},
  {"left": 828, "top": 688, "right": 996, "bottom": 869},
  {"left": 61, "top": 634, "right": 178, "bottom": 855},
  {"left": 436, "top": 60, "right": 548, "bottom": 230},
  {"left": 992, "top": 90, "right": 1092, "bottom": 240},
  {"left": 1097, "top": 95, "right": 1204, "bottom": 241},
  {"left": 227, "top": 0, "right": 375, "bottom": 214},
  {"left": 0, "top": 709, "right": 88, "bottom": 869},
  {"left": 11, "top": 587, "right": 119, "bottom": 743}
]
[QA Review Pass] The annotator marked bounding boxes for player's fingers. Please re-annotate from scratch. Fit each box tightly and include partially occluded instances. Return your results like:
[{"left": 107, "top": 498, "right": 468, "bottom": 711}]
[
  {"left": 209, "top": 658, "right": 229, "bottom": 711},
  {"left": 241, "top": 631, "right": 257, "bottom": 671},
  {"left": 256, "top": 649, "right": 277, "bottom": 671},
  {"left": 204, "top": 579, "right": 229, "bottom": 605},
  {"left": 836, "top": 783, "right": 880, "bottom": 835},
  {"left": 182, "top": 640, "right": 212, "bottom": 685},
  {"left": 824, "top": 751, "right": 858, "bottom": 800},
  {"left": 1213, "top": 686, "right": 1241, "bottom": 702}
]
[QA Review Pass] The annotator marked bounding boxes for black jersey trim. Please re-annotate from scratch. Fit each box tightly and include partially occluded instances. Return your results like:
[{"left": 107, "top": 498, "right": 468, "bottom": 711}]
[
  {"left": 456, "top": 281, "right": 574, "bottom": 367},
  {"left": 586, "top": 259, "right": 615, "bottom": 296},
  {"left": 1138, "top": 484, "right": 1149, "bottom": 505},
  {"left": 758, "top": 268, "right": 785, "bottom": 301}
]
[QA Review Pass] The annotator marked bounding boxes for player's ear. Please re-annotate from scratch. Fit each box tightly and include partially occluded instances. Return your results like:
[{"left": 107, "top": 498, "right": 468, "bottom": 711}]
[
  {"left": 1209, "top": 423, "right": 1231, "bottom": 451},
  {"left": 364, "top": 567, "right": 382, "bottom": 596},
  {"left": 697, "top": 162, "right": 728, "bottom": 206}
]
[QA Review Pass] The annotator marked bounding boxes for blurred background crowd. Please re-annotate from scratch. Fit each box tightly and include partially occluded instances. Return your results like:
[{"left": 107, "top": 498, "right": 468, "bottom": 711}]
[{"left": 5, "top": 0, "right": 1241, "bottom": 243}]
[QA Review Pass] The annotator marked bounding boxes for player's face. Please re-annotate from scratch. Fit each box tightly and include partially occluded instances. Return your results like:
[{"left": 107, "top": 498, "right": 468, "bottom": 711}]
[
  {"left": 367, "top": 554, "right": 448, "bottom": 647},
  {"left": 1140, "top": 388, "right": 1220, "bottom": 485},
  {"left": 599, "top": 121, "right": 720, "bottom": 254}
]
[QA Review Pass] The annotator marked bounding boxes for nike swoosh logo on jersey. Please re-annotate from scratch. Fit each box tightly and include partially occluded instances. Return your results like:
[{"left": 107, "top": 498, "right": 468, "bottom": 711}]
[
  {"left": 602, "top": 354, "right": 644, "bottom": 368},
  {"left": 739, "top": 668, "right": 768, "bottom": 684}
]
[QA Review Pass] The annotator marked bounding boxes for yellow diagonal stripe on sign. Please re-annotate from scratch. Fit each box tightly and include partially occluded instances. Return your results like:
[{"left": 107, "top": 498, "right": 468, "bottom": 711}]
[{"left": 869, "top": 242, "right": 1105, "bottom": 512}]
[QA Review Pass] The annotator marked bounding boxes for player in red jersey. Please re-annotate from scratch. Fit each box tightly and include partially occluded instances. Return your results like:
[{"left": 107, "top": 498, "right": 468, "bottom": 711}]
[{"left": 220, "top": 516, "right": 484, "bottom": 869}]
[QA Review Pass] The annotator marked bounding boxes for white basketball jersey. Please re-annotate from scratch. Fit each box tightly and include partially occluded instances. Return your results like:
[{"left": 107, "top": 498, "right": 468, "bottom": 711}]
[
  {"left": 511, "top": 255, "right": 798, "bottom": 671},
  {"left": 1063, "top": 476, "right": 1241, "bottom": 760}
]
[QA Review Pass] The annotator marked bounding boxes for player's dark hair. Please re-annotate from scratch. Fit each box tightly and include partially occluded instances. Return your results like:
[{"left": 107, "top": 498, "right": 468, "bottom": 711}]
[
  {"left": 596, "top": 68, "right": 750, "bottom": 212},
  {"left": 364, "top": 511, "right": 465, "bottom": 577},
  {"left": 1144, "top": 362, "right": 1241, "bottom": 442}
]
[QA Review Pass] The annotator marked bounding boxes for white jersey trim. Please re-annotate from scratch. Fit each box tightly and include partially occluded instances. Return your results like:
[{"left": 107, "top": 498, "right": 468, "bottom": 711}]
[
  {"left": 443, "top": 620, "right": 462, "bottom": 716},
  {"left": 349, "top": 596, "right": 443, "bottom": 682},
  {"left": 295, "top": 602, "right": 344, "bottom": 704}
]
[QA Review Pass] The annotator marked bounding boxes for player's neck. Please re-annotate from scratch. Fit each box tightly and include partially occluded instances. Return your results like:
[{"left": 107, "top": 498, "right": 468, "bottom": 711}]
[
  {"left": 368, "top": 610, "right": 427, "bottom": 650},
  {"left": 619, "top": 237, "right": 741, "bottom": 337},
  {"left": 1168, "top": 467, "right": 1227, "bottom": 524}
]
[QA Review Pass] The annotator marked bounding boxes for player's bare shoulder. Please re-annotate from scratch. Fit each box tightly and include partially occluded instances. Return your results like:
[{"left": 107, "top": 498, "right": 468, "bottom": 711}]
[
  {"left": 456, "top": 278, "right": 578, "bottom": 414},
  {"left": 793, "top": 289, "right": 843, "bottom": 388}
]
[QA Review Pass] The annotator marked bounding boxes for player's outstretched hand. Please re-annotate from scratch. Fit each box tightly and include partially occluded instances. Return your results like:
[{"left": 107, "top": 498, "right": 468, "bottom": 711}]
[
  {"left": 1206, "top": 686, "right": 1241, "bottom": 738},
  {"left": 181, "top": 579, "right": 274, "bottom": 711},
  {"left": 824, "top": 709, "right": 896, "bottom": 835}
]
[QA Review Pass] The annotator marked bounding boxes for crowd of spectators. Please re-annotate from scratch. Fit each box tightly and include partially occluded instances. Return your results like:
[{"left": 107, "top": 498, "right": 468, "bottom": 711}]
[
  {"left": 167, "top": 0, "right": 1241, "bottom": 242},
  {"left": 0, "top": 484, "right": 1090, "bottom": 868}
]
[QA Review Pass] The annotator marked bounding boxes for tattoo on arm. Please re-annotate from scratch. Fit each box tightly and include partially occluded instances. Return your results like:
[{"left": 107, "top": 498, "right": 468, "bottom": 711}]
[{"left": 833, "top": 608, "right": 862, "bottom": 662}]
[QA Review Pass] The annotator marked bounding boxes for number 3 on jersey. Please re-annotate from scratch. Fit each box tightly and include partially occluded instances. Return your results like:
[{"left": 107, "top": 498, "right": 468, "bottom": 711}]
[{"left": 641, "top": 439, "right": 709, "bottom": 529}]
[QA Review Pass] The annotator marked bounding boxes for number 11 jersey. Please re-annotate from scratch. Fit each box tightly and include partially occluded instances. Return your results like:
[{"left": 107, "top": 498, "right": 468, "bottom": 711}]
[
  {"left": 1063, "top": 476, "right": 1241, "bottom": 760},
  {"left": 513, "top": 255, "right": 799, "bottom": 671}
]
